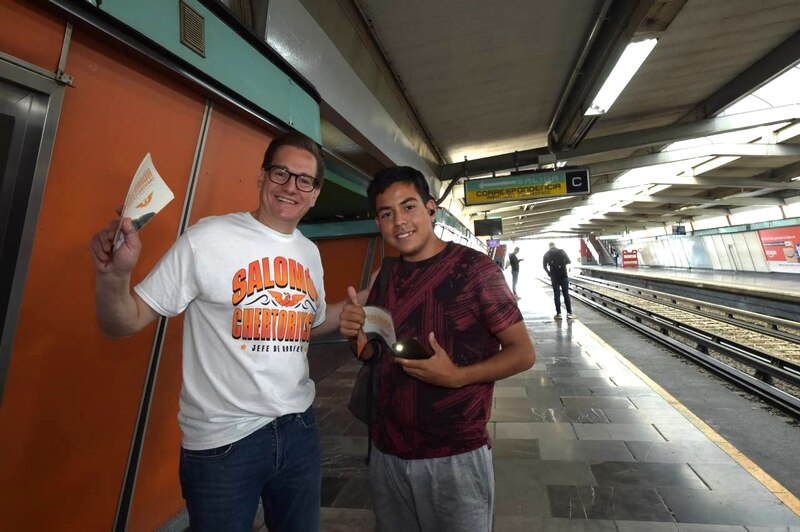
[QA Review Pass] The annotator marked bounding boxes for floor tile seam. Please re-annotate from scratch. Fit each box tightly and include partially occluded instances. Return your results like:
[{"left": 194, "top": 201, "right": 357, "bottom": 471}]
[{"left": 572, "top": 320, "right": 800, "bottom": 518}]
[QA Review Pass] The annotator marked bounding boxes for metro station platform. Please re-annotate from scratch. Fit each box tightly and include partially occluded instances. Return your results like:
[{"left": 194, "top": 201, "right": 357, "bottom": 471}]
[
  {"left": 577, "top": 264, "right": 800, "bottom": 304},
  {"left": 310, "top": 280, "right": 800, "bottom": 531}
]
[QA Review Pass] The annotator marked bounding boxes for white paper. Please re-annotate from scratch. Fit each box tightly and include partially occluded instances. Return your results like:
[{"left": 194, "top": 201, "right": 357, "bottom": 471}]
[
  {"left": 362, "top": 306, "right": 396, "bottom": 347},
  {"left": 113, "top": 153, "right": 175, "bottom": 250}
]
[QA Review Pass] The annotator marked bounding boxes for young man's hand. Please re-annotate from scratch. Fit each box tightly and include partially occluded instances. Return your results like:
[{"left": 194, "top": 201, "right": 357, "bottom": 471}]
[
  {"left": 394, "top": 332, "right": 466, "bottom": 388},
  {"left": 338, "top": 286, "right": 372, "bottom": 359}
]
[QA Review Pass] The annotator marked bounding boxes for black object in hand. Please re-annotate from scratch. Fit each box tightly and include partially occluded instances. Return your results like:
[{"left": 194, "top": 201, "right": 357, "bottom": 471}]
[{"left": 392, "top": 338, "right": 432, "bottom": 360}]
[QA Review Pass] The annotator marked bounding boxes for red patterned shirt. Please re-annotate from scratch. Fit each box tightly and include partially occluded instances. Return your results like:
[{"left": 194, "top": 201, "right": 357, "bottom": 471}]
[{"left": 367, "top": 242, "right": 523, "bottom": 459}]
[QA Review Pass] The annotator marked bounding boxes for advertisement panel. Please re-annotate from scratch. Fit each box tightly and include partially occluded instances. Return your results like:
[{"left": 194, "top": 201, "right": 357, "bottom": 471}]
[{"left": 757, "top": 226, "right": 800, "bottom": 274}]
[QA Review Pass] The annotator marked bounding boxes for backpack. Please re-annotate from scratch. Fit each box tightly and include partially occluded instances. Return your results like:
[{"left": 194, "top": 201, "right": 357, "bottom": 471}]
[{"left": 346, "top": 256, "right": 396, "bottom": 463}]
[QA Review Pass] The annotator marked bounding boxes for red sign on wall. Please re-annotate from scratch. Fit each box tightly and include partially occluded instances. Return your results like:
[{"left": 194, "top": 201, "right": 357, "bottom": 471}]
[
  {"left": 758, "top": 226, "right": 800, "bottom": 274},
  {"left": 580, "top": 238, "right": 593, "bottom": 261},
  {"left": 622, "top": 249, "right": 639, "bottom": 268}
]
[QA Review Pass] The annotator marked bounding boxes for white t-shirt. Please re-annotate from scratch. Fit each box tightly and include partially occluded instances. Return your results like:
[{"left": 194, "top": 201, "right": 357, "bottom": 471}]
[{"left": 135, "top": 212, "right": 327, "bottom": 450}]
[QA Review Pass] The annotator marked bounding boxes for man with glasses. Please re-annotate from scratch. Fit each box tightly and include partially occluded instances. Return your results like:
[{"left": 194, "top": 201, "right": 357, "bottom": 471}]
[{"left": 90, "top": 131, "right": 339, "bottom": 532}]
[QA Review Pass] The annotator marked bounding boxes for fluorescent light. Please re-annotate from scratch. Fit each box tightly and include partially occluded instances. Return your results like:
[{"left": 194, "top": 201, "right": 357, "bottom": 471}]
[{"left": 585, "top": 38, "right": 658, "bottom": 116}]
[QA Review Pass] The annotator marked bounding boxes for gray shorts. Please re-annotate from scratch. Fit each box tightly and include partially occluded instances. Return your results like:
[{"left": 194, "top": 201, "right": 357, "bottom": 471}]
[{"left": 370, "top": 445, "right": 494, "bottom": 532}]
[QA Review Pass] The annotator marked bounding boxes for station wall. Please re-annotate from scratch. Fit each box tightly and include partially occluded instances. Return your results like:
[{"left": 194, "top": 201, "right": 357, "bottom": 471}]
[
  {"left": 626, "top": 225, "right": 800, "bottom": 274},
  {"left": 0, "top": 1, "right": 377, "bottom": 529}
]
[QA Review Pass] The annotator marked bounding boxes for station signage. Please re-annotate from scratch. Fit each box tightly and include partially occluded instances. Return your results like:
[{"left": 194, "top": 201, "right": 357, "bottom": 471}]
[
  {"left": 463, "top": 168, "right": 591, "bottom": 206},
  {"left": 622, "top": 250, "right": 639, "bottom": 268}
]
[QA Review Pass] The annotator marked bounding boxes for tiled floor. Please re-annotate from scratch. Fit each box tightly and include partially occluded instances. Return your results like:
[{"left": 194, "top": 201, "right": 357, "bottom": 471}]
[{"left": 312, "top": 284, "right": 800, "bottom": 531}]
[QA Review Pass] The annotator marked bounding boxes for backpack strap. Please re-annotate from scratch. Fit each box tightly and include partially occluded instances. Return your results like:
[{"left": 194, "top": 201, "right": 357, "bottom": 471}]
[
  {"left": 375, "top": 256, "right": 397, "bottom": 305},
  {"left": 365, "top": 256, "right": 396, "bottom": 464}
]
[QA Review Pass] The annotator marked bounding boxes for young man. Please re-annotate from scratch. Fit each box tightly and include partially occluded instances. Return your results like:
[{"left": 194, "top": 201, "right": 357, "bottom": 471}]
[
  {"left": 90, "top": 132, "right": 339, "bottom": 532},
  {"left": 543, "top": 241, "right": 573, "bottom": 319},
  {"left": 507, "top": 246, "right": 523, "bottom": 298},
  {"left": 338, "top": 166, "right": 536, "bottom": 532}
]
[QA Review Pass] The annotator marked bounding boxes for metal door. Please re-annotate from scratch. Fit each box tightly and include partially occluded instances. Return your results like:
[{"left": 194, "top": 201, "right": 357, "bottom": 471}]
[{"left": 0, "top": 59, "right": 64, "bottom": 403}]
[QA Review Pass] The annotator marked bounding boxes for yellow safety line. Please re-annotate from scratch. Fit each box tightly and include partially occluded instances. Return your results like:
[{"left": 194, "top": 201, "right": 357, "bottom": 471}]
[{"left": 573, "top": 320, "right": 800, "bottom": 517}]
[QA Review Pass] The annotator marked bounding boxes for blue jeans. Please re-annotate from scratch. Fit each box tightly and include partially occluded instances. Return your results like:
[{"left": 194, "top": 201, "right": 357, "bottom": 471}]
[
  {"left": 179, "top": 407, "right": 321, "bottom": 532},
  {"left": 511, "top": 269, "right": 519, "bottom": 294},
  {"left": 551, "top": 276, "right": 572, "bottom": 314}
]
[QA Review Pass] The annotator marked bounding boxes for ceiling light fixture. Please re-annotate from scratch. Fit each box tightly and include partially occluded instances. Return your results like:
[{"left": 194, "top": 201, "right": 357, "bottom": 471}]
[{"left": 585, "top": 38, "right": 658, "bottom": 116}]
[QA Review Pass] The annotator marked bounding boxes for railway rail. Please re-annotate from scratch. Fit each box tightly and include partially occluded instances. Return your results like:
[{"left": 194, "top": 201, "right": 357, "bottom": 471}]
[{"left": 565, "top": 276, "right": 800, "bottom": 418}]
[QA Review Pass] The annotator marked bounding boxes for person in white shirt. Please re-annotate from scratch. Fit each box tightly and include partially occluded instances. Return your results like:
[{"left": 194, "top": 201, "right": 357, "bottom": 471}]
[{"left": 90, "top": 131, "right": 340, "bottom": 532}]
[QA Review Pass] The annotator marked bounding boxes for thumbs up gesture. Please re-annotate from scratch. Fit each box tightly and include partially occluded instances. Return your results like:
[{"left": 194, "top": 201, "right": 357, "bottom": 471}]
[{"left": 338, "top": 286, "right": 369, "bottom": 358}]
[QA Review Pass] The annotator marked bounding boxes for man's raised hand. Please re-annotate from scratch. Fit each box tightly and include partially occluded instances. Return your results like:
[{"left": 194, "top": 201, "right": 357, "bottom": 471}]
[{"left": 90, "top": 217, "right": 142, "bottom": 277}]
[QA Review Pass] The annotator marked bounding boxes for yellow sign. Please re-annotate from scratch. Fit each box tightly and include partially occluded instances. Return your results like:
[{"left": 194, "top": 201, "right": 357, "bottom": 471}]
[{"left": 463, "top": 169, "right": 590, "bottom": 206}]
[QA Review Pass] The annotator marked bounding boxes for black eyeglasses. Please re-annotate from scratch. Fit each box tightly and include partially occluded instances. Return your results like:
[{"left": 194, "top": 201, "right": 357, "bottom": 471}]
[{"left": 264, "top": 165, "right": 320, "bottom": 192}]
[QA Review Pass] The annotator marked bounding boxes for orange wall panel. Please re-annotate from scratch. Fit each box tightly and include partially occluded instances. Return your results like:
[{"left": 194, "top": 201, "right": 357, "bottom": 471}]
[
  {"left": 0, "top": 28, "right": 205, "bottom": 530},
  {"left": 316, "top": 237, "right": 374, "bottom": 298},
  {"left": 316, "top": 237, "right": 399, "bottom": 300},
  {"left": 188, "top": 105, "right": 269, "bottom": 225},
  {"left": 126, "top": 315, "right": 185, "bottom": 532},
  {"left": 128, "top": 104, "right": 273, "bottom": 530},
  {"left": 0, "top": 1, "right": 66, "bottom": 72}
]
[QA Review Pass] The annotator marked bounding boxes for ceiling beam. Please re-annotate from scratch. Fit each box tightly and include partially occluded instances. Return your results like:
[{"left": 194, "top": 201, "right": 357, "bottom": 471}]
[
  {"left": 440, "top": 106, "right": 800, "bottom": 181},
  {"left": 618, "top": 206, "right": 729, "bottom": 216},
  {"left": 498, "top": 200, "right": 588, "bottom": 220},
  {"left": 504, "top": 225, "right": 589, "bottom": 237},
  {"left": 640, "top": 194, "right": 783, "bottom": 206},
  {"left": 503, "top": 218, "right": 580, "bottom": 231},
  {"left": 575, "top": 222, "right": 653, "bottom": 230},
  {"left": 505, "top": 230, "right": 585, "bottom": 239},
  {"left": 589, "top": 143, "right": 800, "bottom": 175},
  {"left": 542, "top": 106, "right": 800, "bottom": 164},
  {"left": 440, "top": 150, "right": 547, "bottom": 184},
  {"left": 680, "top": 30, "right": 800, "bottom": 121},
  {"left": 755, "top": 160, "right": 800, "bottom": 181},
  {"left": 589, "top": 211, "right": 675, "bottom": 219},
  {"left": 594, "top": 175, "right": 800, "bottom": 192},
  {"left": 462, "top": 196, "right": 579, "bottom": 216},
  {"left": 505, "top": 214, "right": 572, "bottom": 228}
]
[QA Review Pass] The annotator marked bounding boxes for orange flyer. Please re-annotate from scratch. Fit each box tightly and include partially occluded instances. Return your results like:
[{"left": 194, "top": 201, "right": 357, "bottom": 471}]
[
  {"left": 362, "top": 306, "right": 396, "bottom": 346},
  {"left": 113, "top": 153, "right": 175, "bottom": 250}
]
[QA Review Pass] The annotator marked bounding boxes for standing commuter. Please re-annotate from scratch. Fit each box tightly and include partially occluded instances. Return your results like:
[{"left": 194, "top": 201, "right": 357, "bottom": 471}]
[
  {"left": 90, "top": 131, "right": 341, "bottom": 532},
  {"left": 543, "top": 241, "right": 573, "bottom": 319},
  {"left": 338, "top": 166, "right": 536, "bottom": 532},
  {"left": 493, "top": 253, "right": 503, "bottom": 269},
  {"left": 507, "top": 246, "right": 523, "bottom": 298}
]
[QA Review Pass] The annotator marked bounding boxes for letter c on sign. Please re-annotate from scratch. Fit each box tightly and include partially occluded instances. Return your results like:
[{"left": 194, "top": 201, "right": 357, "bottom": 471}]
[{"left": 571, "top": 176, "right": 583, "bottom": 188}]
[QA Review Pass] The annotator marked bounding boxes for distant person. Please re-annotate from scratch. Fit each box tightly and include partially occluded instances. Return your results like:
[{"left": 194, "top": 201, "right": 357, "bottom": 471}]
[
  {"left": 507, "top": 246, "right": 523, "bottom": 298},
  {"left": 611, "top": 247, "right": 619, "bottom": 267},
  {"left": 543, "top": 242, "right": 573, "bottom": 319}
]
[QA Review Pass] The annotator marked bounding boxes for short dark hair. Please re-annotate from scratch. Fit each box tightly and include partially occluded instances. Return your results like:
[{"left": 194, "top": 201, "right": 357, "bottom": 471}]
[
  {"left": 367, "top": 165, "right": 434, "bottom": 212},
  {"left": 262, "top": 131, "right": 325, "bottom": 184}
]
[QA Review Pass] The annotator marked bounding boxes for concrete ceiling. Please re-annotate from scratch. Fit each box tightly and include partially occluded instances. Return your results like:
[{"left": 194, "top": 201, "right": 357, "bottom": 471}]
[
  {"left": 355, "top": 0, "right": 607, "bottom": 162},
  {"left": 309, "top": 0, "right": 800, "bottom": 238}
]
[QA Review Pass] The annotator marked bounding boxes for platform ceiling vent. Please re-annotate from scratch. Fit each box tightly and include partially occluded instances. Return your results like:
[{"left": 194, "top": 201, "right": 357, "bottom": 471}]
[{"left": 180, "top": 1, "right": 206, "bottom": 57}]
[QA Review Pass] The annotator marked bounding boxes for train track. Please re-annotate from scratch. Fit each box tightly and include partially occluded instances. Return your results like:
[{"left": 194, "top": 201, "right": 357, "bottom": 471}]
[{"left": 566, "top": 276, "right": 800, "bottom": 418}]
